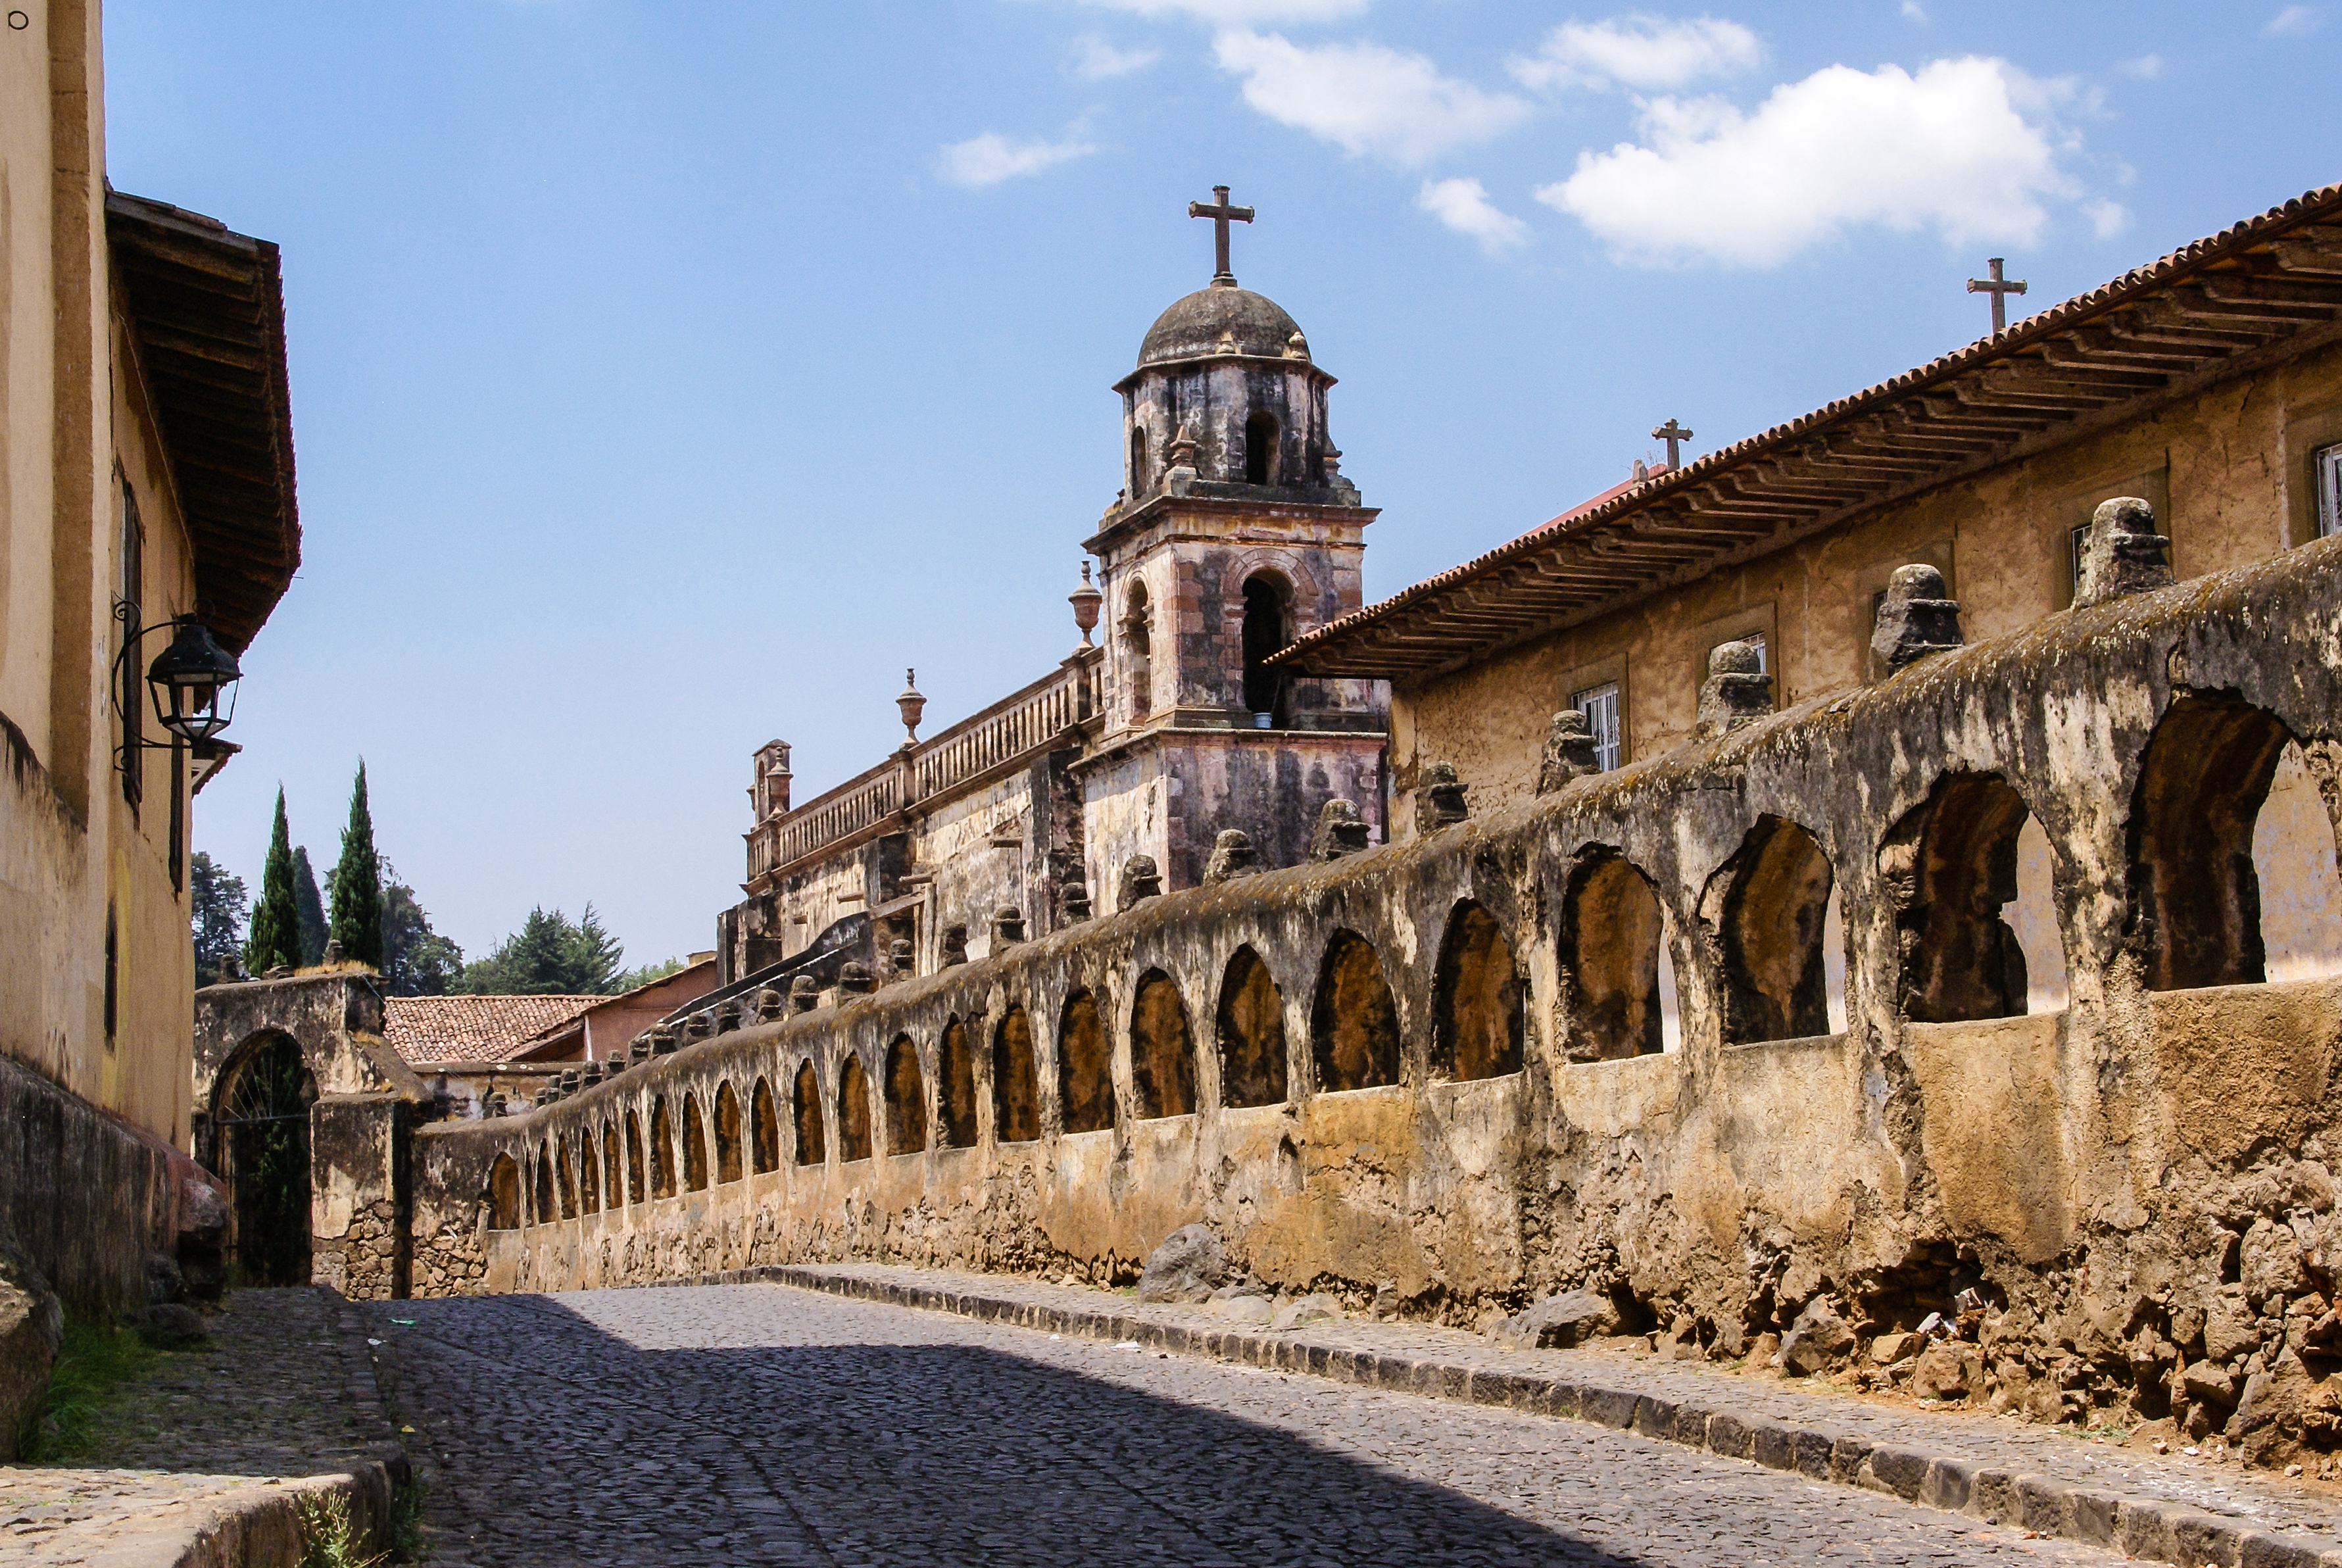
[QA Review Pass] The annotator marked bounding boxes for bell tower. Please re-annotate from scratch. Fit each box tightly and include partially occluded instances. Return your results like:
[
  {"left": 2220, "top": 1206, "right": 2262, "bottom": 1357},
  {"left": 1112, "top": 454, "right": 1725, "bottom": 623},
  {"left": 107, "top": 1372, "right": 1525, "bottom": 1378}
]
[{"left": 1075, "top": 187, "right": 1388, "bottom": 902}]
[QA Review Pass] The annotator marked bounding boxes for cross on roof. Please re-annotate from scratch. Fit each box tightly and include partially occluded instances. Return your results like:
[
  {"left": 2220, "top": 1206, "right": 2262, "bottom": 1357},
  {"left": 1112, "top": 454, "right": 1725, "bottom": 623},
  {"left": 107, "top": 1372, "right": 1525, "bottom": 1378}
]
[
  {"left": 1651, "top": 418, "right": 1694, "bottom": 469},
  {"left": 1966, "top": 257, "right": 2029, "bottom": 335},
  {"left": 1188, "top": 184, "right": 1255, "bottom": 287}
]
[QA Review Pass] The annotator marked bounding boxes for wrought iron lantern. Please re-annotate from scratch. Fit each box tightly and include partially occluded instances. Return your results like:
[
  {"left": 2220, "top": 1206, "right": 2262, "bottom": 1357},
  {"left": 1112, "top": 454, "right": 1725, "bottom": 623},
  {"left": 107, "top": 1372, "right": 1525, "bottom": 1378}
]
[{"left": 145, "top": 619, "right": 241, "bottom": 744}]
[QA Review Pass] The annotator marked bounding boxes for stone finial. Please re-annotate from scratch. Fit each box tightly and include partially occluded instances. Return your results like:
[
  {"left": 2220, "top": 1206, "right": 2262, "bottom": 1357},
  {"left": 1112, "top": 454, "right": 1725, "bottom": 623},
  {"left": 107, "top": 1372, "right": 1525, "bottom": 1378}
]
[
  {"left": 2073, "top": 496, "right": 2174, "bottom": 608},
  {"left": 1415, "top": 762, "right": 1469, "bottom": 833},
  {"left": 714, "top": 1000, "right": 742, "bottom": 1034},
  {"left": 1696, "top": 640, "right": 1774, "bottom": 739},
  {"left": 650, "top": 1027, "right": 680, "bottom": 1056},
  {"left": 754, "top": 987, "right": 784, "bottom": 1023},
  {"left": 582, "top": 1062, "right": 604, "bottom": 1087},
  {"left": 560, "top": 1069, "right": 582, "bottom": 1093},
  {"left": 1054, "top": 884, "right": 1092, "bottom": 925},
  {"left": 1203, "top": 829, "right": 1257, "bottom": 884},
  {"left": 887, "top": 937, "right": 914, "bottom": 976},
  {"left": 322, "top": 938, "right": 344, "bottom": 965},
  {"left": 1284, "top": 330, "right": 1310, "bottom": 361},
  {"left": 838, "top": 960, "right": 875, "bottom": 995},
  {"left": 1309, "top": 798, "right": 1373, "bottom": 862},
  {"left": 940, "top": 925, "right": 970, "bottom": 966},
  {"left": 603, "top": 1056, "right": 627, "bottom": 1077},
  {"left": 789, "top": 973, "right": 820, "bottom": 1012},
  {"left": 992, "top": 904, "right": 1027, "bottom": 947},
  {"left": 1870, "top": 564, "right": 1964, "bottom": 672},
  {"left": 1166, "top": 425, "right": 1199, "bottom": 496},
  {"left": 1537, "top": 710, "right": 1601, "bottom": 795},
  {"left": 485, "top": 1091, "right": 507, "bottom": 1117},
  {"left": 629, "top": 1035, "right": 652, "bottom": 1064},
  {"left": 683, "top": 1011, "right": 714, "bottom": 1042},
  {"left": 1119, "top": 855, "right": 1164, "bottom": 907}
]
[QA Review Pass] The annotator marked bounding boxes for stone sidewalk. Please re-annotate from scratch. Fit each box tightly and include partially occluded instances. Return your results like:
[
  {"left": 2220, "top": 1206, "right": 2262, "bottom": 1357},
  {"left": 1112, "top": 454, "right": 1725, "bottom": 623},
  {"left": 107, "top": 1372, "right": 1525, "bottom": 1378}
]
[
  {"left": 0, "top": 1287, "right": 407, "bottom": 1567},
  {"left": 730, "top": 1262, "right": 2342, "bottom": 1568}
]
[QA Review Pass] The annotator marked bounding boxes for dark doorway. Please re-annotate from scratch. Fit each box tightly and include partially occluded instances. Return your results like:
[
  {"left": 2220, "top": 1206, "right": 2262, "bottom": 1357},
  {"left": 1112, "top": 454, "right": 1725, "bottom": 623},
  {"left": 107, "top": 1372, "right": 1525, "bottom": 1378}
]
[{"left": 216, "top": 1035, "right": 315, "bottom": 1286}]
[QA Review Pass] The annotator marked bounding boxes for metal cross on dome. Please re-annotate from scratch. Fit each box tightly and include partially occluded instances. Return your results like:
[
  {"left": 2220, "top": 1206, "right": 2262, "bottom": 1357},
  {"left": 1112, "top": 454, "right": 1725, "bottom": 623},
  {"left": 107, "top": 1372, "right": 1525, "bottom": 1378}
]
[{"left": 1189, "top": 185, "right": 1255, "bottom": 286}]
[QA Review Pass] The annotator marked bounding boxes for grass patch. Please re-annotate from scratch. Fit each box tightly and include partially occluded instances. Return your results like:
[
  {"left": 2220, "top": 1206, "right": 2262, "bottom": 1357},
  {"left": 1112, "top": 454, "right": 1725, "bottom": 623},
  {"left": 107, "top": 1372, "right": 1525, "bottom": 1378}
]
[
  {"left": 19, "top": 1317, "right": 159, "bottom": 1463},
  {"left": 389, "top": 1473, "right": 430, "bottom": 1562},
  {"left": 297, "top": 1489, "right": 386, "bottom": 1568}
]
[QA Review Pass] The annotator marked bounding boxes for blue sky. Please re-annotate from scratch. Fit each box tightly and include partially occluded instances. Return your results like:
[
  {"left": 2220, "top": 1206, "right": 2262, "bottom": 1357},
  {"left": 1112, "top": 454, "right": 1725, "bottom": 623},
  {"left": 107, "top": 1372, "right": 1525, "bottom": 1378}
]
[{"left": 111, "top": 0, "right": 2341, "bottom": 967}]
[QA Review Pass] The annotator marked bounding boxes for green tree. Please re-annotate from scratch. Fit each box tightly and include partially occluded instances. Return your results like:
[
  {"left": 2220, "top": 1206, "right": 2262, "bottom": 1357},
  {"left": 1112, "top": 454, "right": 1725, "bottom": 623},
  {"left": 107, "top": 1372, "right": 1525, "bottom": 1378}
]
[
  {"left": 291, "top": 846, "right": 327, "bottom": 966},
  {"left": 456, "top": 904, "right": 625, "bottom": 994},
  {"left": 379, "top": 860, "right": 464, "bottom": 997},
  {"left": 612, "top": 956, "right": 687, "bottom": 993},
  {"left": 189, "top": 851, "right": 249, "bottom": 985},
  {"left": 328, "top": 761, "right": 385, "bottom": 968},
  {"left": 244, "top": 789, "right": 301, "bottom": 975}
]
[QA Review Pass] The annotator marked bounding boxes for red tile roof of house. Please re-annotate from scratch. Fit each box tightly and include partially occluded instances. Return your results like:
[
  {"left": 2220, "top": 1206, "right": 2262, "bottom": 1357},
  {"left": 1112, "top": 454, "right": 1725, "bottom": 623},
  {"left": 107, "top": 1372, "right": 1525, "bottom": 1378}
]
[{"left": 382, "top": 995, "right": 603, "bottom": 1066}]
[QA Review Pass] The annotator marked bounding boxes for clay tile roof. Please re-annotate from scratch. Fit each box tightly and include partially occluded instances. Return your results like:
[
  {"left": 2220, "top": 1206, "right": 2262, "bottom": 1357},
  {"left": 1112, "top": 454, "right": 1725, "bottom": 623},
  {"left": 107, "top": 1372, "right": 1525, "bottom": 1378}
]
[
  {"left": 381, "top": 995, "right": 603, "bottom": 1066},
  {"left": 1276, "top": 178, "right": 2342, "bottom": 683}
]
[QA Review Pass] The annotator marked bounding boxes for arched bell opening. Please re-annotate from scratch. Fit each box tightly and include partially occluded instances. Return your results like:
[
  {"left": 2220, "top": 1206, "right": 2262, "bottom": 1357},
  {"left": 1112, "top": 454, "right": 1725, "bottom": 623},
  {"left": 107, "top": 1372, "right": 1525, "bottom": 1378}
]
[{"left": 212, "top": 1033, "right": 316, "bottom": 1285}]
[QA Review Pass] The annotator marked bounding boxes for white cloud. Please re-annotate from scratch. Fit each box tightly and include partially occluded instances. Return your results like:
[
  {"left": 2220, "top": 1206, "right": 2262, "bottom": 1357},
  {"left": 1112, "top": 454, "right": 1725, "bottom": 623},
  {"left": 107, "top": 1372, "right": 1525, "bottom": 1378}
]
[
  {"left": 1069, "top": 34, "right": 1161, "bottom": 79},
  {"left": 2084, "top": 198, "right": 2130, "bottom": 239},
  {"left": 2264, "top": 5, "right": 2322, "bottom": 36},
  {"left": 2116, "top": 53, "right": 2164, "bottom": 80},
  {"left": 1213, "top": 30, "right": 1533, "bottom": 167},
  {"left": 1418, "top": 178, "right": 1532, "bottom": 252},
  {"left": 1509, "top": 14, "right": 1763, "bottom": 92},
  {"left": 1535, "top": 57, "right": 2081, "bottom": 267},
  {"left": 937, "top": 128, "right": 1098, "bottom": 188},
  {"left": 1075, "top": 0, "right": 1366, "bottom": 22},
  {"left": 1900, "top": 0, "right": 1926, "bottom": 18}
]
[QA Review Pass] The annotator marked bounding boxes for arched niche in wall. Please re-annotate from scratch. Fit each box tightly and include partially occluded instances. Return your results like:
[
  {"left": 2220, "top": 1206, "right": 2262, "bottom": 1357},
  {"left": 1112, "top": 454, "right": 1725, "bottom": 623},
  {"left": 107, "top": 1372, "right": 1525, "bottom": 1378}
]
[
  {"left": 939, "top": 1017, "right": 979, "bottom": 1148},
  {"left": 1558, "top": 852, "right": 1675, "bottom": 1062},
  {"left": 884, "top": 1035, "right": 928, "bottom": 1156},
  {"left": 1217, "top": 946, "right": 1287, "bottom": 1108},
  {"left": 749, "top": 1078, "right": 781, "bottom": 1174},
  {"left": 1130, "top": 970, "right": 1197, "bottom": 1119},
  {"left": 1699, "top": 817, "right": 1836, "bottom": 1045},
  {"left": 487, "top": 1153, "right": 520, "bottom": 1231},
  {"left": 681, "top": 1094, "right": 710, "bottom": 1191},
  {"left": 1311, "top": 929, "right": 1401, "bottom": 1092},
  {"left": 534, "top": 1144, "right": 556, "bottom": 1222},
  {"left": 837, "top": 1056, "right": 875, "bottom": 1162},
  {"left": 714, "top": 1082, "right": 744, "bottom": 1183},
  {"left": 1059, "top": 989, "right": 1115, "bottom": 1134},
  {"left": 577, "top": 1131, "right": 600, "bottom": 1215},
  {"left": 2130, "top": 693, "right": 2342, "bottom": 989},
  {"left": 994, "top": 1006, "right": 1041, "bottom": 1143},
  {"left": 625, "top": 1110, "right": 647, "bottom": 1202},
  {"left": 602, "top": 1123, "right": 624, "bottom": 1207},
  {"left": 1879, "top": 773, "right": 2053, "bottom": 1022},
  {"left": 1430, "top": 901, "right": 1524, "bottom": 1080},
  {"left": 649, "top": 1097, "right": 677, "bottom": 1198},
  {"left": 793, "top": 1062, "right": 826, "bottom": 1166}
]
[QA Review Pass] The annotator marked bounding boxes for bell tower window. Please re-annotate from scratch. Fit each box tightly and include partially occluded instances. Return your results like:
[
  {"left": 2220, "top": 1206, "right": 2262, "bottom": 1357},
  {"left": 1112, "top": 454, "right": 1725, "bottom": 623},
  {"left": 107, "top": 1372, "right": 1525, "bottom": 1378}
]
[
  {"left": 1130, "top": 426, "right": 1150, "bottom": 494},
  {"left": 1123, "top": 581, "right": 1153, "bottom": 722},
  {"left": 1244, "top": 412, "right": 1279, "bottom": 486},
  {"left": 1241, "top": 574, "right": 1289, "bottom": 723}
]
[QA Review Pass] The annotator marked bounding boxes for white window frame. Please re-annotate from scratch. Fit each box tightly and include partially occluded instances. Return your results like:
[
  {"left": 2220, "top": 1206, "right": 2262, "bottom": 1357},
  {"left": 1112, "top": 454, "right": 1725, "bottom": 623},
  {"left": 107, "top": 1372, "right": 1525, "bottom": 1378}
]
[
  {"left": 1571, "top": 681, "right": 1622, "bottom": 773},
  {"left": 2317, "top": 441, "right": 2342, "bottom": 540}
]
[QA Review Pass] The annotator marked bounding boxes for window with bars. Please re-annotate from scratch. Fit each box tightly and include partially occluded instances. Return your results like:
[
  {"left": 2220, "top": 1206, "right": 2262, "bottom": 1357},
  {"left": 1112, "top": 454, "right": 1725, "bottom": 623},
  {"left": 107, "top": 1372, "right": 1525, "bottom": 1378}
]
[{"left": 1571, "top": 681, "right": 1622, "bottom": 773}]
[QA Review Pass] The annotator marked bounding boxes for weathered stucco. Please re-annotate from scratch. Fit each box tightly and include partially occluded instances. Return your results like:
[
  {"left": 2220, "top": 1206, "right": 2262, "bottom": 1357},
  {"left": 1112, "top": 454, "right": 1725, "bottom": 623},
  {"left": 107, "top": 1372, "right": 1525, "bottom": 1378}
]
[{"left": 412, "top": 537, "right": 2342, "bottom": 1461}]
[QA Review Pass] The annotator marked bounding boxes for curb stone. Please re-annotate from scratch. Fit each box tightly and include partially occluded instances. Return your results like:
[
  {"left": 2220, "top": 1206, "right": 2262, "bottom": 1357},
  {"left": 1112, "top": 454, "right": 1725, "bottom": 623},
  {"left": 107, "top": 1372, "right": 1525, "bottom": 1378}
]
[{"left": 679, "top": 1262, "right": 2342, "bottom": 1568}]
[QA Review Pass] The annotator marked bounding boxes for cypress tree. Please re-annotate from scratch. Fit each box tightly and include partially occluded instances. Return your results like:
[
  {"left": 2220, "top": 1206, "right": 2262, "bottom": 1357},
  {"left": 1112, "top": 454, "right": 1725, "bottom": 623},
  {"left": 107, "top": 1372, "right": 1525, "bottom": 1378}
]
[
  {"left": 245, "top": 788, "right": 302, "bottom": 974},
  {"left": 328, "top": 761, "right": 385, "bottom": 968},
  {"left": 291, "top": 846, "right": 328, "bottom": 965}
]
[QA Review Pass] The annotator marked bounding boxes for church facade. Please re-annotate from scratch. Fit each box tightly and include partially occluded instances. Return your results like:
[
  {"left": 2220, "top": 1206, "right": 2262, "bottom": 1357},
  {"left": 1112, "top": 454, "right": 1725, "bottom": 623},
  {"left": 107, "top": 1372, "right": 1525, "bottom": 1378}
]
[{"left": 718, "top": 210, "right": 1387, "bottom": 992}]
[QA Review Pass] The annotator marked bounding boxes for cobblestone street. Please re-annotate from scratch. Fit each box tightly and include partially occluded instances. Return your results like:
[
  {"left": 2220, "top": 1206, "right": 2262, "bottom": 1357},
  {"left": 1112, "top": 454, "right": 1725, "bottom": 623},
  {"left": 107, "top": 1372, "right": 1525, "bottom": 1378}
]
[{"left": 375, "top": 1285, "right": 2134, "bottom": 1568}]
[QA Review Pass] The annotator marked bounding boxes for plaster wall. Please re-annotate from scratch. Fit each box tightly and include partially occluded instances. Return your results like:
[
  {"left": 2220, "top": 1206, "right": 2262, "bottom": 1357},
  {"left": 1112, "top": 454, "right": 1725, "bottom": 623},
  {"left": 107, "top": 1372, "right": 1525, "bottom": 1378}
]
[
  {"left": 1390, "top": 339, "right": 2342, "bottom": 825},
  {"left": 415, "top": 543, "right": 2342, "bottom": 1470}
]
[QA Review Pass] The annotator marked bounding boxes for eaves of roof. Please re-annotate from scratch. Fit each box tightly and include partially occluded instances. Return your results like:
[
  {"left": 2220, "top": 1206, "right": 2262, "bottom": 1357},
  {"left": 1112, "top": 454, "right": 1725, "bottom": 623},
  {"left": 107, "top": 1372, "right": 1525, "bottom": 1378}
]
[
  {"left": 105, "top": 191, "right": 299, "bottom": 656},
  {"left": 1275, "top": 180, "right": 2342, "bottom": 683}
]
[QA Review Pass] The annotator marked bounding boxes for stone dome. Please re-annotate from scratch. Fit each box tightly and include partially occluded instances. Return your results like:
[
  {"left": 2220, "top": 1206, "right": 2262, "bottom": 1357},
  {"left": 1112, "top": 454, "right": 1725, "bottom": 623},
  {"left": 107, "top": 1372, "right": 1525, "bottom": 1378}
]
[{"left": 1137, "top": 283, "right": 1305, "bottom": 368}]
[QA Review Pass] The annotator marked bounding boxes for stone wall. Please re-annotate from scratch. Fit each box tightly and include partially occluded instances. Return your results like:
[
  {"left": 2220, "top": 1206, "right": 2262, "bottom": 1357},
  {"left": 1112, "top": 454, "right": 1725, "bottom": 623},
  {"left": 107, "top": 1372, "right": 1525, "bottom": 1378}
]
[{"left": 414, "top": 539, "right": 2342, "bottom": 1461}]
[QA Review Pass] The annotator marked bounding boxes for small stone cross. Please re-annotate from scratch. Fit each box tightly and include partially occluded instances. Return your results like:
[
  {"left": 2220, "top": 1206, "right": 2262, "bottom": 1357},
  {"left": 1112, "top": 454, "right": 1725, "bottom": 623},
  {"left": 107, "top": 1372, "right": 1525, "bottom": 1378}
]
[
  {"left": 1188, "top": 185, "right": 1255, "bottom": 285},
  {"left": 1651, "top": 418, "right": 1694, "bottom": 469},
  {"left": 1966, "top": 257, "right": 2029, "bottom": 335}
]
